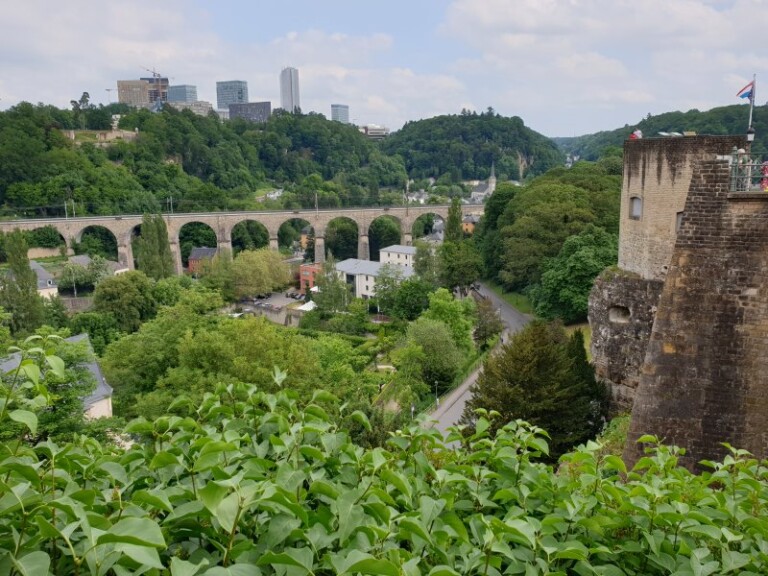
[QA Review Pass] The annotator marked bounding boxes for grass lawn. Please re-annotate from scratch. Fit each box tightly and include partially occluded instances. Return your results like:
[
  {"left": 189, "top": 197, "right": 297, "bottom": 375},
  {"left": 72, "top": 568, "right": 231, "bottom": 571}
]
[
  {"left": 566, "top": 322, "right": 592, "bottom": 360},
  {"left": 483, "top": 280, "right": 535, "bottom": 315}
]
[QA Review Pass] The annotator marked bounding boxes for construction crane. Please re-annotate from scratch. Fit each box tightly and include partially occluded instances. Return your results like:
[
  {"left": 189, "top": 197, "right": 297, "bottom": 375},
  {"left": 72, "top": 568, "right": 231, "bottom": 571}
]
[{"left": 140, "top": 66, "right": 169, "bottom": 108}]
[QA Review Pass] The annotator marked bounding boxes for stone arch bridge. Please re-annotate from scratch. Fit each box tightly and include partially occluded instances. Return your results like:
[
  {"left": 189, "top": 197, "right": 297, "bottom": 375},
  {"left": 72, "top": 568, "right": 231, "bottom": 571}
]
[{"left": 0, "top": 205, "right": 464, "bottom": 273}]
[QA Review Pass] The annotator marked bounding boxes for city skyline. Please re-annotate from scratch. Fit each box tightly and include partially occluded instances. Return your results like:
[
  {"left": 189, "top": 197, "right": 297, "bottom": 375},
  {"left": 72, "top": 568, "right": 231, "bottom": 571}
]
[{"left": 1, "top": 1, "right": 766, "bottom": 137}]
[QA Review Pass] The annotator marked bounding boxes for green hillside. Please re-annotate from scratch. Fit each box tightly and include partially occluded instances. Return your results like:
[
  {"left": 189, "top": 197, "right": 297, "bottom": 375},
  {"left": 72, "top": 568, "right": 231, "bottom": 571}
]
[
  {"left": 380, "top": 109, "right": 565, "bottom": 182},
  {"left": 553, "top": 103, "right": 768, "bottom": 160}
]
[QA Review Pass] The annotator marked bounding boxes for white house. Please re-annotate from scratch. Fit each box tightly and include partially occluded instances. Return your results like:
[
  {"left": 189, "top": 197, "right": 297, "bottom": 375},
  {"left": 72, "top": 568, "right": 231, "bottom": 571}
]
[
  {"left": 379, "top": 245, "right": 417, "bottom": 268},
  {"left": 335, "top": 258, "right": 414, "bottom": 299}
]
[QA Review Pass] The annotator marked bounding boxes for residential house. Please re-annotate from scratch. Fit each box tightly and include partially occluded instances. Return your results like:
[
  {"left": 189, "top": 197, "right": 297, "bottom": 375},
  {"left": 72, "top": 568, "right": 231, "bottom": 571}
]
[
  {"left": 335, "top": 258, "right": 414, "bottom": 299},
  {"left": 379, "top": 245, "right": 417, "bottom": 268},
  {"left": 188, "top": 247, "right": 218, "bottom": 275},
  {"left": 462, "top": 214, "right": 481, "bottom": 235},
  {"left": 0, "top": 333, "right": 113, "bottom": 419},
  {"left": 69, "top": 254, "right": 129, "bottom": 275},
  {"left": 298, "top": 262, "right": 323, "bottom": 294}
]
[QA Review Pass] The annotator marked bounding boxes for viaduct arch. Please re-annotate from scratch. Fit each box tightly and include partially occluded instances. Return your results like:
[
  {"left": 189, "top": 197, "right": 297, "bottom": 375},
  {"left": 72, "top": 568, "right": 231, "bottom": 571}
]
[{"left": 0, "top": 205, "right": 468, "bottom": 273}]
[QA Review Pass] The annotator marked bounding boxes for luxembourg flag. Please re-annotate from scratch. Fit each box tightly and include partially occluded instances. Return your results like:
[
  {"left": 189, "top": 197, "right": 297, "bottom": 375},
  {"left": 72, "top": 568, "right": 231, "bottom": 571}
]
[{"left": 737, "top": 81, "right": 754, "bottom": 100}]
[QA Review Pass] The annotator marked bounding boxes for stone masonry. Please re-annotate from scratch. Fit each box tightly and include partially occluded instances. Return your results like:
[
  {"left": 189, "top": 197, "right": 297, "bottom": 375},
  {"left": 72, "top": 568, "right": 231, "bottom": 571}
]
[{"left": 624, "top": 156, "right": 768, "bottom": 469}]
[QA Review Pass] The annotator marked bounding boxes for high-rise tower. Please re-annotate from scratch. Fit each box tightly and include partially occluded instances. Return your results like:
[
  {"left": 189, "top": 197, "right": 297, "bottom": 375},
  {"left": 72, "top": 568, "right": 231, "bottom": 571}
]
[
  {"left": 331, "top": 104, "right": 349, "bottom": 124},
  {"left": 216, "top": 81, "right": 248, "bottom": 111},
  {"left": 280, "top": 67, "right": 300, "bottom": 113}
]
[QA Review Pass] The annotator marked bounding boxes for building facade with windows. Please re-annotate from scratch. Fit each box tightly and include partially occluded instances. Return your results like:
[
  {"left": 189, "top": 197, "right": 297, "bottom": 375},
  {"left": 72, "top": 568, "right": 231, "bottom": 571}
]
[
  {"left": 216, "top": 80, "right": 249, "bottom": 111},
  {"left": 117, "top": 80, "right": 150, "bottom": 108},
  {"left": 379, "top": 245, "right": 417, "bottom": 268},
  {"left": 280, "top": 67, "right": 300, "bottom": 112},
  {"left": 229, "top": 101, "right": 272, "bottom": 123},
  {"left": 335, "top": 258, "right": 414, "bottom": 299},
  {"left": 331, "top": 104, "right": 349, "bottom": 124},
  {"left": 168, "top": 85, "right": 198, "bottom": 103}
]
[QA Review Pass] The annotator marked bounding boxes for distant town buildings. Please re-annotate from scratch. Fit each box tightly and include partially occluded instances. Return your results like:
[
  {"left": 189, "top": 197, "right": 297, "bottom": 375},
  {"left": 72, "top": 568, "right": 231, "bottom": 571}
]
[
  {"left": 331, "top": 104, "right": 349, "bottom": 124},
  {"left": 167, "top": 85, "right": 198, "bottom": 103},
  {"left": 166, "top": 100, "right": 214, "bottom": 116},
  {"left": 117, "top": 80, "right": 150, "bottom": 108},
  {"left": 140, "top": 76, "right": 169, "bottom": 106},
  {"left": 280, "top": 67, "right": 301, "bottom": 113},
  {"left": 469, "top": 163, "right": 497, "bottom": 203},
  {"left": 216, "top": 80, "right": 249, "bottom": 111},
  {"left": 358, "top": 124, "right": 390, "bottom": 139},
  {"left": 229, "top": 101, "right": 272, "bottom": 123},
  {"left": 117, "top": 76, "right": 168, "bottom": 109}
]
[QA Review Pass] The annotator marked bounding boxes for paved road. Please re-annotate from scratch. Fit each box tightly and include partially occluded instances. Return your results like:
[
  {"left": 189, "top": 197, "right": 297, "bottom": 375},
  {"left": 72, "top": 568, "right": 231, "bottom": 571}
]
[{"left": 428, "top": 282, "right": 532, "bottom": 435}]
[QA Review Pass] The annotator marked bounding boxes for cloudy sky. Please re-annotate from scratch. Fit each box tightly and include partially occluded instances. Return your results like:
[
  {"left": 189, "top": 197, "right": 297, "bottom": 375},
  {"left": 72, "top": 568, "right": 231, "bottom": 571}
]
[{"left": 1, "top": 0, "right": 765, "bottom": 137}]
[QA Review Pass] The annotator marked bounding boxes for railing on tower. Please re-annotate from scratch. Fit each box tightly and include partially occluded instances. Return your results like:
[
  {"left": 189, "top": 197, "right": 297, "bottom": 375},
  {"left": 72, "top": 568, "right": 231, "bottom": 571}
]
[{"left": 730, "top": 148, "right": 768, "bottom": 192}]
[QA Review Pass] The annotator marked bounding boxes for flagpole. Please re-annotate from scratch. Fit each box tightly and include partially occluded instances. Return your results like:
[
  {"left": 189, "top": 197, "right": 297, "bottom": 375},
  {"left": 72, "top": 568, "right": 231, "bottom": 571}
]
[{"left": 748, "top": 73, "right": 756, "bottom": 130}]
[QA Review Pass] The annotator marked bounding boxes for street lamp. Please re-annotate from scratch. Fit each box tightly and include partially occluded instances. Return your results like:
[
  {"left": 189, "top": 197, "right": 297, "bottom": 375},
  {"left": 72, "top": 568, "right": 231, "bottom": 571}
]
[
  {"left": 747, "top": 126, "right": 756, "bottom": 143},
  {"left": 434, "top": 380, "right": 439, "bottom": 408},
  {"left": 411, "top": 404, "right": 415, "bottom": 420}
]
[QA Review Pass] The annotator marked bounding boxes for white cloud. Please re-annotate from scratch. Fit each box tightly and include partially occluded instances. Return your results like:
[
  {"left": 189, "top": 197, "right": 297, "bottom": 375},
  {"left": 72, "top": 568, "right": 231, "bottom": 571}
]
[{"left": 2, "top": 0, "right": 766, "bottom": 137}]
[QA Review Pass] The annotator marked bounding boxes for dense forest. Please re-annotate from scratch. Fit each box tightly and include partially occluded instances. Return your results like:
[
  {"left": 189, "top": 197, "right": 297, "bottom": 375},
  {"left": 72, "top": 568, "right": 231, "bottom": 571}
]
[
  {"left": 554, "top": 103, "right": 768, "bottom": 160},
  {"left": 380, "top": 108, "right": 564, "bottom": 182},
  {"left": 0, "top": 101, "right": 570, "bottom": 220}
]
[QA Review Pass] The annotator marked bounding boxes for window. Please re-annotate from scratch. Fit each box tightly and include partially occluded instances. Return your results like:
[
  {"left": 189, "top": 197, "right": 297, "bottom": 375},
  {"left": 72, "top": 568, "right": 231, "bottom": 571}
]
[
  {"left": 675, "top": 211, "right": 684, "bottom": 232},
  {"left": 609, "top": 306, "right": 631, "bottom": 323},
  {"left": 629, "top": 197, "right": 643, "bottom": 220}
]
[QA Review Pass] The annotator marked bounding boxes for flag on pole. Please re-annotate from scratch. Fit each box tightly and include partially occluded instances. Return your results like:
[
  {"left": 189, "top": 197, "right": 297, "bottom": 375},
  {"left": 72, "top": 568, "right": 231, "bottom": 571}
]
[{"left": 737, "top": 81, "right": 755, "bottom": 100}]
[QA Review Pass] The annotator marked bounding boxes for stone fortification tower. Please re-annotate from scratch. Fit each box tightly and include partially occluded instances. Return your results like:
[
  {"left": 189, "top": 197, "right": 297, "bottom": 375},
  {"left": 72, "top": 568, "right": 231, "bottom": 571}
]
[{"left": 588, "top": 134, "right": 768, "bottom": 469}]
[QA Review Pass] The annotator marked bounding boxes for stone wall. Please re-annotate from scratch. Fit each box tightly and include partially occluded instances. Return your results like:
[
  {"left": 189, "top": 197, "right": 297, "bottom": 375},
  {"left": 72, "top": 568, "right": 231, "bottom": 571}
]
[
  {"left": 619, "top": 136, "right": 743, "bottom": 280},
  {"left": 588, "top": 271, "right": 663, "bottom": 412},
  {"left": 624, "top": 157, "right": 768, "bottom": 470}
]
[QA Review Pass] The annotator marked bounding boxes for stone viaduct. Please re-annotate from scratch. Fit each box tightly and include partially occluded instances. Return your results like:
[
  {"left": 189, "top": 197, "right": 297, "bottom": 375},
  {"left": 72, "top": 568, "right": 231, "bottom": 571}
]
[
  {"left": 0, "top": 205, "right": 458, "bottom": 274},
  {"left": 588, "top": 134, "right": 768, "bottom": 470}
]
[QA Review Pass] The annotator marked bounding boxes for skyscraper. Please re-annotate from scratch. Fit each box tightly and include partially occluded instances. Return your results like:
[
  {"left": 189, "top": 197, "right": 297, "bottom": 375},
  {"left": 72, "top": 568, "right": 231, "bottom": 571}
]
[
  {"left": 331, "top": 104, "right": 350, "bottom": 124},
  {"left": 140, "top": 77, "right": 169, "bottom": 104},
  {"left": 216, "top": 81, "right": 248, "bottom": 111},
  {"left": 168, "top": 85, "right": 198, "bottom": 103},
  {"left": 280, "top": 67, "right": 300, "bottom": 113}
]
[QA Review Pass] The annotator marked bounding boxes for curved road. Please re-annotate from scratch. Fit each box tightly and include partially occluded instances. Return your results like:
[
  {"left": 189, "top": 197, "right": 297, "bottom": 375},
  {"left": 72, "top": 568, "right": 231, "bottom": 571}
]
[{"left": 428, "top": 282, "right": 532, "bottom": 435}]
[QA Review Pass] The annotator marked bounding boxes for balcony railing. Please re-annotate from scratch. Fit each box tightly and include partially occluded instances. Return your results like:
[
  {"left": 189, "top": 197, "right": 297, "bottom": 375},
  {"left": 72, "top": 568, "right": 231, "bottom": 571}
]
[{"left": 730, "top": 152, "right": 768, "bottom": 192}]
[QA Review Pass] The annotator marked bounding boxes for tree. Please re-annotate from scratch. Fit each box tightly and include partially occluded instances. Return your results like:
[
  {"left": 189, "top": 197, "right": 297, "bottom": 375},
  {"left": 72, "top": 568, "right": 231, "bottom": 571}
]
[
  {"left": 474, "top": 297, "right": 503, "bottom": 350},
  {"left": 313, "top": 256, "right": 352, "bottom": 313},
  {"left": 231, "top": 249, "right": 292, "bottom": 299},
  {"left": 135, "top": 214, "right": 174, "bottom": 280},
  {"left": 93, "top": 271, "right": 157, "bottom": 333},
  {"left": 326, "top": 218, "right": 359, "bottom": 261},
  {"left": 422, "top": 288, "right": 475, "bottom": 353},
  {"left": 445, "top": 196, "right": 463, "bottom": 242},
  {"left": 413, "top": 240, "right": 439, "bottom": 286},
  {"left": 530, "top": 225, "right": 618, "bottom": 324},
  {"left": 390, "top": 277, "right": 434, "bottom": 321},
  {"left": 438, "top": 241, "right": 482, "bottom": 294},
  {"left": 461, "top": 320, "right": 605, "bottom": 459},
  {"left": 197, "top": 250, "right": 234, "bottom": 301},
  {"left": 0, "top": 230, "right": 45, "bottom": 334},
  {"left": 369, "top": 217, "right": 400, "bottom": 261},
  {"left": 405, "top": 317, "right": 462, "bottom": 393},
  {"left": 372, "top": 264, "right": 405, "bottom": 316},
  {"left": 70, "top": 311, "right": 123, "bottom": 355}
]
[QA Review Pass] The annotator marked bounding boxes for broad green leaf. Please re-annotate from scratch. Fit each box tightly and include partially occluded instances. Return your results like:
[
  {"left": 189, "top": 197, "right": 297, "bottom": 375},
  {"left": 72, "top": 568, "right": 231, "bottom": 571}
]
[
  {"left": 10, "top": 410, "right": 38, "bottom": 435},
  {"left": 11, "top": 551, "right": 50, "bottom": 576},
  {"left": 171, "top": 557, "right": 210, "bottom": 576},
  {"left": 381, "top": 469, "right": 412, "bottom": 500},
  {"left": 216, "top": 492, "right": 241, "bottom": 534},
  {"left": 114, "top": 543, "right": 164, "bottom": 569},
  {"left": 345, "top": 556, "right": 400, "bottom": 576},
  {"left": 19, "top": 363, "right": 40, "bottom": 386},
  {"left": 350, "top": 410, "right": 372, "bottom": 432},
  {"left": 202, "top": 565, "right": 260, "bottom": 576},
  {"left": 45, "top": 354, "right": 66, "bottom": 378},
  {"left": 428, "top": 568, "right": 461, "bottom": 576},
  {"left": 98, "top": 517, "right": 166, "bottom": 548},
  {"left": 258, "top": 548, "right": 314, "bottom": 573}
]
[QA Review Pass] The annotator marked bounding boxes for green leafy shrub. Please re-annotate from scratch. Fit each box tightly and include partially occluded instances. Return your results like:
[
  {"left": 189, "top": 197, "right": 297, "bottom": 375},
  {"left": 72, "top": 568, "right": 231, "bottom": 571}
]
[{"left": 2, "top": 354, "right": 768, "bottom": 574}]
